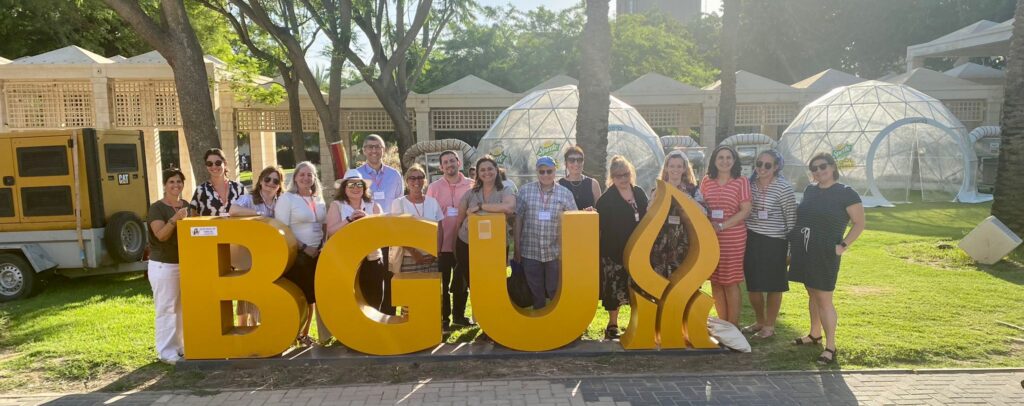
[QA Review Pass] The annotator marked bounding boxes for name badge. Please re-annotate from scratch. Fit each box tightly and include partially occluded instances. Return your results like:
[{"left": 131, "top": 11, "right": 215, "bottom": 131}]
[
  {"left": 758, "top": 210, "right": 769, "bottom": 220},
  {"left": 668, "top": 215, "right": 681, "bottom": 225},
  {"left": 539, "top": 211, "right": 552, "bottom": 221},
  {"left": 374, "top": 192, "right": 386, "bottom": 201},
  {"left": 711, "top": 209, "right": 724, "bottom": 219},
  {"left": 446, "top": 207, "right": 458, "bottom": 217}
]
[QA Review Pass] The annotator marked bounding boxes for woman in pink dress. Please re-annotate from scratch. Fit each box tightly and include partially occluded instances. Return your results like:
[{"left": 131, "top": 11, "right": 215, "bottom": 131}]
[{"left": 699, "top": 145, "right": 752, "bottom": 327}]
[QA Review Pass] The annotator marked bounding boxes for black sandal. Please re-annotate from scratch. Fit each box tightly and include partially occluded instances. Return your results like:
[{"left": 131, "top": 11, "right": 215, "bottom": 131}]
[
  {"left": 604, "top": 325, "right": 620, "bottom": 340},
  {"left": 793, "top": 335, "right": 822, "bottom": 345},
  {"left": 817, "top": 348, "right": 837, "bottom": 365}
]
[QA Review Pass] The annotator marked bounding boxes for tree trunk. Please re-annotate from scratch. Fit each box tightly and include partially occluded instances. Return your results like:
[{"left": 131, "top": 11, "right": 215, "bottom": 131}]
[
  {"left": 282, "top": 68, "right": 308, "bottom": 165},
  {"left": 577, "top": 0, "right": 612, "bottom": 187},
  {"left": 373, "top": 84, "right": 415, "bottom": 162},
  {"left": 716, "top": 0, "right": 739, "bottom": 144},
  {"left": 992, "top": 0, "right": 1024, "bottom": 237}
]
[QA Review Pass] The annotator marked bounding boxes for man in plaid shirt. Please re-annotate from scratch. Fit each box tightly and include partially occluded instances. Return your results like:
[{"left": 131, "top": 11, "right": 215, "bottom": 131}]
[{"left": 514, "top": 156, "right": 578, "bottom": 309}]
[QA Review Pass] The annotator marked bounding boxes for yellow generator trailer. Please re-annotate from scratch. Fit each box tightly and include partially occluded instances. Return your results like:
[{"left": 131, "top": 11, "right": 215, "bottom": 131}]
[{"left": 0, "top": 128, "right": 149, "bottom": 301}]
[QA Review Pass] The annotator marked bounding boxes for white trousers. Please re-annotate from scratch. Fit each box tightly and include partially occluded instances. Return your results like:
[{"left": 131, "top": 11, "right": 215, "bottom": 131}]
[{"left": 149, "top": 260, "right": 183, "bottom": 360}]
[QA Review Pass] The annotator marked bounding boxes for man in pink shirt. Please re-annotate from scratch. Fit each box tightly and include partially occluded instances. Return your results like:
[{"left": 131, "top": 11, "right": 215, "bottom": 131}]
[{"left": 426, "top": 150, "right": 474, "bottom": 331}]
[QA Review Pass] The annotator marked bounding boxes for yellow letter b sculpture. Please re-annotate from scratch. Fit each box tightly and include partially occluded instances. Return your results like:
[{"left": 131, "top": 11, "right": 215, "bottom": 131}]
[
  {"left": 179, "top": 216, "right": 307, "bottom": 359},
  {"left": 621, "top": 180, "right": 720, "bottom": 349},
  {"left": 468, "top": 212, "right": 599, "bottom": 351}
]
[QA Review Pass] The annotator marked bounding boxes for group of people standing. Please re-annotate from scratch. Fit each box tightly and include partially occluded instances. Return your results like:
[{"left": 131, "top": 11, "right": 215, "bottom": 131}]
[{"left": 145, "top": 134, "right": 864, "bottom": 367}]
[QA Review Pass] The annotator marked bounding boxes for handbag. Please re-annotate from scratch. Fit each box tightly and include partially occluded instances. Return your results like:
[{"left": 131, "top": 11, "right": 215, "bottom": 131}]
[{"left": 507, "top": 259, "right": 534, "bottom": 308}]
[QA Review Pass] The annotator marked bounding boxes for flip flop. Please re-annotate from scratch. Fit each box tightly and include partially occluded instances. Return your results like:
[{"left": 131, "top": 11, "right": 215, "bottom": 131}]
[
  {"left": 741, "top": 324, "right": 763, "bottom": 334},
  {"left": 753, "top": 328, "right": 776, "bottom": 339}
]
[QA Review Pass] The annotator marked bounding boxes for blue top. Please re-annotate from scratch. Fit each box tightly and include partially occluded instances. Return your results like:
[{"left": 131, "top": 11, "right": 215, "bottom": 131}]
[{"left": 356, "top": 163, "right": 404, "bottom": 210}]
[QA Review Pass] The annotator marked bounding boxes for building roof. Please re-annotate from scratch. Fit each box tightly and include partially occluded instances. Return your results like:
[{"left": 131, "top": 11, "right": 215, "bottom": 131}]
[
  {"left": 907, "top": 18, "right": 1013, "bottom": 61},
  {"left": 340, "top": 81, "right": 375, "bottom": 95},
  {"left": 885, "top": 67, "right": 987, "bottom": 90},
  {"left": 704, "top": 70, "right": 796, "bottom": 92},
  {"left": 11, "top": 45, "right": 112, "bottom": 65},
  {"left": 925, "top": 20, "right": 1000, "bottom": 45},
  {"left": 122, "top": 50, "right": 227, "bottom": 66},
  {"left": 615, "top": 72, "right": 701, "bottom": 95},
  {"left": 430, "top": 74, "right": 512, "bottom": 95},
  {"left": 0, "top": 57, "right": 10, "bottom": 64},
  {"left": 791, "top": 69, "right": 865, "bottom": 91},
  {"left": 109, "top": 55, "right": 128, "bottom": 62},
  {"left": 944, "top": 62, "right": 1004, "bottom": 85},
  {"left": 527, "top": 75, "right": 578, "bottom": 93}
]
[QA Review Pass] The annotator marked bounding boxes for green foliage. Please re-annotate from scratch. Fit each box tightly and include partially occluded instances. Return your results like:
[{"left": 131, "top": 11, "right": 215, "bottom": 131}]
[
  {"left": 611, "top": 13, "right": 718, "bottom": 88},
  {"left": 0, "top": 0, "right": 149, "bottom": 59}
]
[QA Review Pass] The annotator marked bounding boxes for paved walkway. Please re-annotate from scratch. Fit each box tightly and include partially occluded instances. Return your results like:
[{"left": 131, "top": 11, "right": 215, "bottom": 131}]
[{"left": 2, "top": 370, "right": 1021, "bottom": 405}]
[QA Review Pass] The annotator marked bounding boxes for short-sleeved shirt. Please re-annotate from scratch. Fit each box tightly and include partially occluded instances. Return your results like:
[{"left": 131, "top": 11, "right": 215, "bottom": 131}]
[
  {"left": 390, "top": 196, "right": 444, "bottom": 222},
  {"left": 234, "top": 193, "right": 279, "bottom": 217},
  {"left": 356, "top": 163, "right": 404, "bottom": 210},
  {"left": 700, "top": 176, "right": 752, "bottom": 226},
  {"left": 516, "top": 182, "right": 578, "bottom": 262},
  {"left": 426, "top": 175, "right": 474, "bottom": 253},
  {"left": 793, "top": 183, "right": 862, "bottom": 247},
  {"left": 458, "top": 186, "right": 515, "bottom": 243},
  {"left": 747, "top": 177, "right": 797, "bottom": 239},
  {"left": 147, "top": 199, "right": 185, "bottom": 264},
  {"left": 335, "top": 200, "right": 383, "bottom": 260},
  {"left": 274, "top": 192, "right": 326, "bottom": 248},
  {"left": 190, "top": 180, "right": 246, "bottom": 216}
]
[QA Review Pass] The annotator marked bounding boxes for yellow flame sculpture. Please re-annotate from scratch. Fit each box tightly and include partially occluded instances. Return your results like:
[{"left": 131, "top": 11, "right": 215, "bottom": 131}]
[{"left": 621, "top": 180, "right": 720, "bottom": 349}]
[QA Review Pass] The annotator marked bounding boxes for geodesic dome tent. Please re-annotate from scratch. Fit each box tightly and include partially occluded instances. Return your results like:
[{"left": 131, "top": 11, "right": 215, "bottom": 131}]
[
  {"left": 779, "top": 80, "right": 988, "bottom": 207},
  {"left": 478, "top": 85, "right": 665, "bottom": 191}
]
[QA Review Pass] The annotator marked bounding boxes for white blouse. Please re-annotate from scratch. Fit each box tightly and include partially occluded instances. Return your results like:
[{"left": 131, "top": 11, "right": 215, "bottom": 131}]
[
  {"left": 274, "top": 192, "right": 326, "bottom": 248},
  {"left": 334, "top": 200, "right": 383, "bottom": 260},
  {"left": 389, "top": 196, "right": 444, "bottom": 221}
]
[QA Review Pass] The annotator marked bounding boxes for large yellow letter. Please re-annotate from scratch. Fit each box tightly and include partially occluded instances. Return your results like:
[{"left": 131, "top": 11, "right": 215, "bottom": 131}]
[
  {"left": 316, "top": 215, "right": 441, "bottom": 355},
  {"left": 179, "top": 216, "right": 306, "bottom": 359},
  {"left": 469, "top": 212, "right": 599, "bottom": 351}
]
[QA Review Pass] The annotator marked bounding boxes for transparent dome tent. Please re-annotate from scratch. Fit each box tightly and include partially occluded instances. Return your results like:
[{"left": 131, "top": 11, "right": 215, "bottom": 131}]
[
  {"left": 478, "top": 85, "right": 665, "bottom": 191},
  {"left": 778, "top": 80, "right": 989, "bottom": 207}
]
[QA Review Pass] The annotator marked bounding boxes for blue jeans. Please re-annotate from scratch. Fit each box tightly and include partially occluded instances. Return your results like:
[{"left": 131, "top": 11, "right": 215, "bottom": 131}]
[{"left": 522, "top": 258, "right": 560, "bottom": 309}]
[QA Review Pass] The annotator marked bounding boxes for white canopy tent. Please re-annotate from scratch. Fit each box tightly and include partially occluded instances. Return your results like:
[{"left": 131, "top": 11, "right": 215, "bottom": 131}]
[
  {"left": 478, "top": 85, "right": 665, "bottom": 191},
  {"left": 779, "top": 80, "right": 989, "bottom": 207}
]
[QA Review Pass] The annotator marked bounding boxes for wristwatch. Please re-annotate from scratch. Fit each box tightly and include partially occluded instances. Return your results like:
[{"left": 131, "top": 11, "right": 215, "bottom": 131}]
[
  {"left": 300, "top": 243, "right": 308, "bottom": 251},
  {"left": 839, "top": 241, "right": 848, "bottom": 248},
  {"left": 716, "top": 223, "right": 725, "bottom": 232}
]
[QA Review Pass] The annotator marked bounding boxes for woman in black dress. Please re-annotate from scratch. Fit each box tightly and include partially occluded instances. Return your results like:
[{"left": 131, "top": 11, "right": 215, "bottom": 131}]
[
  {"left": 596, "top": 156, "right": 648, "bottom": 340},
  {"left": 788, "top": 152, "right": 865, "bottom": 365},
  {"left": 558, "top": 145, "right": 602, "bottom": 211}
]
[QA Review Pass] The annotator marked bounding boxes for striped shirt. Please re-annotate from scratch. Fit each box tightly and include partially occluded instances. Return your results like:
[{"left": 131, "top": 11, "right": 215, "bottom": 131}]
[
  {"left": 516, "top": 182, "right": 578, "bottom": 262},
  {"left": 746, "top": 177, "right": 797, "bottom": 239}
]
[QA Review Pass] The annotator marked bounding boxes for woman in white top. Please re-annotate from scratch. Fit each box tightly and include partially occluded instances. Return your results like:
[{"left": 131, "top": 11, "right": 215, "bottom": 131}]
[
  {"left": 274, "top": 161, "right": 326, "bottom": 346},
  {"left": 389, "top": 164, "right": 444, "bottom": 273},
  {"left": 326, "top": 170, "right": 392, "bottom": 315},
  {"left": 229, "top": 166, "right": 285, "bottom": 327}
]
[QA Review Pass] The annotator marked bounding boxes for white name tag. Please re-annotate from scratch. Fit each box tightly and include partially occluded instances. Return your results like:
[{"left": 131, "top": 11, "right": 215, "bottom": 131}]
[
  {"left": 190, "top": 226, "right": 218, "bottom": 237},
  {"left": 446, "top": 207, "right": 458, "bottom": 217},
  {"left": 711, "top": 209, "right": 724, "bottom": 219},
  {"left": 373, "top": 192, "right": 386, "bottom": 201},
  {"left": 668, "top": 215, "right": 681, "bottom": 225},
  {"left": 539, "top": 211, "right": 552, "bottom": 221},
  {"left": 758, "top": 210, "right": 769, "bottom": 220}
]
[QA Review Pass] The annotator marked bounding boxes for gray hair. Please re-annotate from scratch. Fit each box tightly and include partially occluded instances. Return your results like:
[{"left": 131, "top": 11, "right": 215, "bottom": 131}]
[{"left": 287, "top": 161, "right": 323, "bottom": 196}]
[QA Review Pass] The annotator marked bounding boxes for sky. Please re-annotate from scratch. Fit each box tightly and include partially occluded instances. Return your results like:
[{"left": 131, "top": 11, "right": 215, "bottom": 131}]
[{"left": 307, "top": 0, "right": 723, "bottom": 71}]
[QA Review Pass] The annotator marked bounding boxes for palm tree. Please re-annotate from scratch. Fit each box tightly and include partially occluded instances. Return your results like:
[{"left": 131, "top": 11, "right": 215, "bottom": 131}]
[
  {"left": 992, "top": 0, "right": 1024, "bottom": 237},
  {"left": 577, "top": 0, "right": 612, "bottom": 186},
  {"left": 716, "top": 0, "right": 738, "bottom": 144}
]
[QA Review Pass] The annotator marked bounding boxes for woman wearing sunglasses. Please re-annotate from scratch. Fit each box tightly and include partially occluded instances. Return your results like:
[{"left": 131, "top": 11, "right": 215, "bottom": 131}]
[
  {"left": 558, "top": 145, "right": 602, "bottom": 211},
  {"left": 190, "top": 148, "right": 247, "bottom": 216},
  {"left": 389, "top": 164, "right": 444, "bottom": 273},
  {"left": 229, "top": 166, "right": 285, "bottom": 326},
  {"left": 327, "top": 170, "right": 391, "bottom": 315},
  {"left": 275, "top": 161, "right": 327, "bottom": 346},
  {"left": 742, "top": 150, "right": 796, "bottom": 340},
  {"left": 788, "top": 152, "right": 865, "bottom": 365}
]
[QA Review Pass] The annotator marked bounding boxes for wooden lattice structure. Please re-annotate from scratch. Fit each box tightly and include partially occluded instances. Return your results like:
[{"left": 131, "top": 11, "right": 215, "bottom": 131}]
[
  {"left": 3, "top": 81, "right": 95, "bottom": 129},
  {"left": 236, "top": 109, "right": 320, "bottom": 132},
  {"left": 112, "top": 80, "right": 181, "bottom": 128}
]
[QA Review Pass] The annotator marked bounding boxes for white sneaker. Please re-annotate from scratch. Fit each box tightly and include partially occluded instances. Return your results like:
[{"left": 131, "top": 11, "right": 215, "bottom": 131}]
[{"left": 158, "top": 355, "right": 181, "bottom": 365}]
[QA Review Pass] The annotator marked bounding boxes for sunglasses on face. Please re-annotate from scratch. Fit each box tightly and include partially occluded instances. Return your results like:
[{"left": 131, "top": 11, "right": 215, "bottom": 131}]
[
  {"left": 538, "top": 169, "right": 554, "bottom": 175},
  {"left": 407, "top": 175, "right": 425, "bottom": 181},
  {"left": 810, "top": 163, "right": 830, "bottom": 172},
  {"left": 346, "top": 182, "right": 365, "bottom": 189},
  {"left": 205, "top": 160, "right": 223, "bottom": 167},
  {"left": 566, "top": 157, "right": 584, "bottom": 163},
  {"left": 612, "top": 172, "right": 630, "bottom": 180},
  {"left": 263, "top": 176, "right": 281, "bottom": 185},
  {"left": 755, "top": 161, "right": 774, "bottom": 170}
]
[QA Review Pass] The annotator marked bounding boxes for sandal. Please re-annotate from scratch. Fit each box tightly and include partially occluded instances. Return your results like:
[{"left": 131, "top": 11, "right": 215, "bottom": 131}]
[
  {"left": 792, "top": 335, "right": 822, "bottom": 345},
  {"left": 817, "top": 348, "right": 837, "bottom": 365},
  {"left": 296, "top": 335, "right": 315, "bottom": 347},
  {"left": 741, "top": 324, "right": 763, "bottom": 334},
  {"left": 753, "top": 328, "right": 775, "bottom": 339},
  {"left": 604, "top": 325, "right": 620, "bottom": 341}
]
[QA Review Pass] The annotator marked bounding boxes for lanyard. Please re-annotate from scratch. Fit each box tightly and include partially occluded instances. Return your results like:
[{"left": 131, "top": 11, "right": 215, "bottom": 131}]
[{"left": 302, "top": 196, "right": 317, "bottom": 217}]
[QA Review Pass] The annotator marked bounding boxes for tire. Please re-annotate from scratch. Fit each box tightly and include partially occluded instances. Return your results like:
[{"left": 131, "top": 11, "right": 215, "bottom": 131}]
[
  {"left": 105, "top": 211, "right": 147, "bottom": 263},
  {"left": 0, "top": 253, "right": 36, "bottom": 302}
]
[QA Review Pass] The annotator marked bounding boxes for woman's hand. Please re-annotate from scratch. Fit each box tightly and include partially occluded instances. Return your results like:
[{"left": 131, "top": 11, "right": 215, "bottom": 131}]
[
  {"left": 835, "top": 244, "right": 847, "bottom": 256},
  {"left": 303, "top": 245, "right": 320, "bottom": 258},
  {"left": 466, "top": 204, "right": 479, "bottom": 214},
  {"left": 583, "top": 206, "right": 595, "bottom": 212},
  {"left": 171, "top": 208, "right": 188, "bottom": 223},
  {"left": 350, "top": 210, "right": 367, "bottom": 221}
]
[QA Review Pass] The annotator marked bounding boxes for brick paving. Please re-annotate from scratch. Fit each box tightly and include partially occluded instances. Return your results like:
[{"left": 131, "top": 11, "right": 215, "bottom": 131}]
[{"left": 1, "top": 370, "right": 1021, "bottom": 405}]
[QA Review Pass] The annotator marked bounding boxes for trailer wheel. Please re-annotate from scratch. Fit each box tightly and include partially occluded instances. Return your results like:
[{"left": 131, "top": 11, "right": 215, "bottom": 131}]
[
  {"left": 0, "top": 253, "right": 36, "bottom": 302},
  {"left": 105, "top": 212, "right": 147, "bottom": 263}
]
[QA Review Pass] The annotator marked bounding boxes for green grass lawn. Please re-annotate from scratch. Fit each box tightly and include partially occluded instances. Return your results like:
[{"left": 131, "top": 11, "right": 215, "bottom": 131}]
[{"left": 1, "top": 202, "right": 1021, "bottom": 392}]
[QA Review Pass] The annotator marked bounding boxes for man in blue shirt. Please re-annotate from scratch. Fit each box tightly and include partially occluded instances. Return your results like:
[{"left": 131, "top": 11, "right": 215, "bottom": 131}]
[{"left": 355, "top": 133, "right": 404, "bottom": 272}]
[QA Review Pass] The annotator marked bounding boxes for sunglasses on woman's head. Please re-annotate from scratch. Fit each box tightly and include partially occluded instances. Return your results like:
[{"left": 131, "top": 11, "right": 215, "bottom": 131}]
[
  {"left": 810, "top": 163, "right": 830, "bottom": 172},
  {"left": 263, "top": 176, "right": 280, "bottom": 185},
  {"left": 205, "top": 160, "right": 223, "bottom": 167},
  {"left": 755, "top": 161, "right": 773, "bottom": 170},
  {"left": 346, "top": 182, "right": 365, "bottom": 189}
]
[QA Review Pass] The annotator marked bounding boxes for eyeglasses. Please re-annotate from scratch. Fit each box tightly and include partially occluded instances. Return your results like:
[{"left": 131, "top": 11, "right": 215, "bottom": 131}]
[
  {"left": 407, "top": 175, "right": 425, "bottom": 181},
  {"left": 538, "top": 169, "right": 554, "bottom": 175},
  {"left": 363, "top": 145, "right": 383, "bottom": 150},
  {"left": 346, "top": 182, "right": 366, "bottom": 189},
  {"left": 612, "top": 172, "right": 630, "bottom": 180},
  {"left": 810, "top": 163, "right": 830, "bottom": 172},
  {"left": 263, "top": 176, "right": 281, "bottom": 185},
  {"left": 566, "top": 157, "right": 584, "bottom": 163},
  {"left": 205, "top": 160, "right": 223, "bottom": 167},
  {"left": 755, "top": 161, "right": 773, "bottom": 170}
]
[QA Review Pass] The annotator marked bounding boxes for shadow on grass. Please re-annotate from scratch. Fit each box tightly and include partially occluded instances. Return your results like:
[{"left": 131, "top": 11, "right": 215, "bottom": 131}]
[{"left": 864, "top": 201, "right": 992, "bottom": 239}]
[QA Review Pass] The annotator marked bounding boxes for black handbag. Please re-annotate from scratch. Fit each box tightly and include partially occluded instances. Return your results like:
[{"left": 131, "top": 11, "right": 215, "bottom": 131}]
[{"left": 507, "top": 259, "right": 534, "bottom": 308}]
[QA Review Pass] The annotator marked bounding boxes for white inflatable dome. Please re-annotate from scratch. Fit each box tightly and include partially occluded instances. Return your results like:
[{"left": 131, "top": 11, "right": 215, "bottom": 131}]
[
  {"left": 478, "top": 85, "right": 665, "bottom": 191},
  {"left": 779, "top": 80, "right": 987, "bottom": 207}
]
